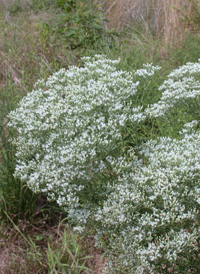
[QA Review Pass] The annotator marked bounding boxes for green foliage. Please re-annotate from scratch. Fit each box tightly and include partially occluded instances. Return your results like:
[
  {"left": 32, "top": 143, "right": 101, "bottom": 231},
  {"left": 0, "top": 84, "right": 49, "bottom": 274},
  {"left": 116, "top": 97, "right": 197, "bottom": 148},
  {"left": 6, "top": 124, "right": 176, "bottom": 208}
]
[
  {"left": 29, "top": 0, "right": 55, "bottom": 11},
  {"left": 7, "top": 0, "right": 22, "bottom": 14},
  {"left": 57, "top": 0, "right": 76, "bottom": 11},
  {"left": 40, "top": 0, "right": 117, "bottom": 54},
  {"left": 0, "top": 74, "right": 39, "bottom": 221},
  {"left": 168, "top": 34, "right": 200, "bottom": 66},
  {"left": 47, "top": 229, "right": 92, "bottom": 274},
  {"left": 6, "top": 0, "right": 54, "bottom": 14}
]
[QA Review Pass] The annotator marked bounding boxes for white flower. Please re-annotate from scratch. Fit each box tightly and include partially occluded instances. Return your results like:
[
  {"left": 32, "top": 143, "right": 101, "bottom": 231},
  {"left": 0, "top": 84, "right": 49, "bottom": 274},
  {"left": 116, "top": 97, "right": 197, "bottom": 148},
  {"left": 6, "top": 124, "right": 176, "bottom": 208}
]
[{"left": 8, "top": 55, "right": 200, "bottom": 274}]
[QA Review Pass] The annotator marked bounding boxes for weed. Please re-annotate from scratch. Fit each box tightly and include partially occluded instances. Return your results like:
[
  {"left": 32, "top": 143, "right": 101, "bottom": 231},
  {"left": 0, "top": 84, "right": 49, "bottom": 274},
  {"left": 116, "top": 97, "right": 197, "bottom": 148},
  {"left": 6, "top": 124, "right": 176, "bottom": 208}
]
[
  {"left": 40, "top": 0, "right": 117, "bottom": 56},
  {"left": 47, "top": 229, "right": 92, "bottom": 274}
]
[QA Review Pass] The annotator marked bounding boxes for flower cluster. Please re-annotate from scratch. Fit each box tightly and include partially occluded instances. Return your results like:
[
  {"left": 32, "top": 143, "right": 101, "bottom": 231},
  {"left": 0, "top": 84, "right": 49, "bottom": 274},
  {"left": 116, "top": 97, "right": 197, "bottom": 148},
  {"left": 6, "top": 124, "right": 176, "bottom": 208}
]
[
  {"left": 97, "top": 125, "right": 200, "bottom": 273},
  {"left": 8, "top": 55, "right": 155, "bottom": 221},
  {"left": 134, "top": 62, "right": 161, "bottom": 78},
  {"left": 145, "top": 61, "right": 200, "bottom": 117},
  {"left": 8, "top": 56, "right": 200, "bottom": 273}
]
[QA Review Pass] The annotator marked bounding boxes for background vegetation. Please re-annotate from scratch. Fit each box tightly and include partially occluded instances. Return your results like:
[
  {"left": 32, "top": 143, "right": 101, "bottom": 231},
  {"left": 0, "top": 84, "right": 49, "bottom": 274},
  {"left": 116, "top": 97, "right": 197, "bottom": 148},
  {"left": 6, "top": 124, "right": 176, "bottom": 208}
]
[{"left": 1, "top": 0, "right": 200, "bottom": 273}]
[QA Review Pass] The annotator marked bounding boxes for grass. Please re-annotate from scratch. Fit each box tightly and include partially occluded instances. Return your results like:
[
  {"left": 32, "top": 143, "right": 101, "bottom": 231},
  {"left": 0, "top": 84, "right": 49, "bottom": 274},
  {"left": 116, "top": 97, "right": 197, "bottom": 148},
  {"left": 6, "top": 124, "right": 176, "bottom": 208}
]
[
  {"left": 0, "top": 214, "right": 105, "bottom": 274},
  {"left": 0, "top": 0, "right": 200, "bottom": 273},
  {"left": 100, "top": 0, "right": 200, "bottom": 44}
]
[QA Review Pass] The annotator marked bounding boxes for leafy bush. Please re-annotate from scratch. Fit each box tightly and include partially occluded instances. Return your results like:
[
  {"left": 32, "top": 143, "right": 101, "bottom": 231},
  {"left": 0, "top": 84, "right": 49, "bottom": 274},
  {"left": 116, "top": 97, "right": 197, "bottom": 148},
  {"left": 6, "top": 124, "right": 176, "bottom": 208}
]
[
  {"left": 95, "top": 60, "right": 200, "bottom": 273},
  {"left": 42, "top": 0, "right": 116, "bottom": 53},
  {"left": 8, "top": 55, "right": 200, "bottom": 273},
  {"left": 96, "top": 124, "right": 200, "bottom": 273},
  {"left": 8, "top": 55, "right": 159, "bottom": 221}
]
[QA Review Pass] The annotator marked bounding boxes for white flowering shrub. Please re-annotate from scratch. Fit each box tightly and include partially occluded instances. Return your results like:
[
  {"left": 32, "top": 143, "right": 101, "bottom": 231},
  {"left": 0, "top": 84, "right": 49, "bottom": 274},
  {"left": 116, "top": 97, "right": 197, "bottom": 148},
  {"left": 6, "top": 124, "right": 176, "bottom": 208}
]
[
  {"left": 8, "top": 56, "right": 200, "bottom": 272},
  {"left": 8, "top": 55, "right": 160, "bottom": 222},
  {"left": 97, "top": 125, "right": 200, "bottom": 273},
  {"left": 95, "top": 61, "right": 200, "bottom": 273}
]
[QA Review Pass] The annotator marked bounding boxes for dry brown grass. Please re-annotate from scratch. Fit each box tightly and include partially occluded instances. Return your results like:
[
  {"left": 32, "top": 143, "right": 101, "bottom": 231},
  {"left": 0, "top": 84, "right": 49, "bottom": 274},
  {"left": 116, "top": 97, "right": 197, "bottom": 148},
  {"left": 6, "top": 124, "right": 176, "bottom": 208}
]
[{"left": 100, "top": 0, "right": 200, "bottom": 45}]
